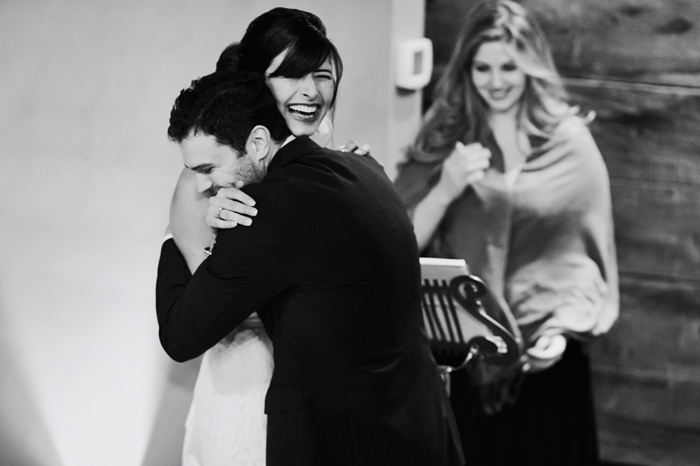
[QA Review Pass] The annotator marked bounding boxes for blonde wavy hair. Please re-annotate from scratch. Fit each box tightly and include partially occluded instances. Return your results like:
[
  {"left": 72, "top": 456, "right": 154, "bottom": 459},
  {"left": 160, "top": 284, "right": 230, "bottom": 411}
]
[{"left": 407, "top": 0, "right": 575, "bottom": 163}]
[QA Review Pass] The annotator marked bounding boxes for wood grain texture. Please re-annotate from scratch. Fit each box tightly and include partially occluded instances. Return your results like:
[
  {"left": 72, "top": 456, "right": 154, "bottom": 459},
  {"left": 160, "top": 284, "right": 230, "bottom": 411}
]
[
  {"left": 590, "top": 275, "right": 700, "bottom": 433},
  {"left": 590, "top": 277, "right": 700, "bottom": 371},
  {"left": 519, "top": 0, "right": 700, "bottom": 86},
  {"left": 567, "top": 79, "right": 700, "bottom": 185},
  {"left": 424, "top": 0, "right": 478, "bottom": 65},
  {"left": 426, "top": 0, "right": 700, "bottom": 86},
  {"left": 596, "top": 409, "right": 700, "bottom": 465},
  {"left": 610, "top": 181, "right": 700, "bottom": 281}
]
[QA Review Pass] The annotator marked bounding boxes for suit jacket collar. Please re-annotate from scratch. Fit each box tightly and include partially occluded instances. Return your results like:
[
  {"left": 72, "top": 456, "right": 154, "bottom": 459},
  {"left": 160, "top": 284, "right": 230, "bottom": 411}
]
[{"left": 268, "top": 136, "right": 322, "bottom": 173}]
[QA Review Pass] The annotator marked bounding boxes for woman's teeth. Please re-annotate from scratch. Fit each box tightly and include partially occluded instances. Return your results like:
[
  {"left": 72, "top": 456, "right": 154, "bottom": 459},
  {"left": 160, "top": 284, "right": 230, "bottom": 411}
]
[
  {"left": 289, "top": 104, "right": 317, "bottom": 116},
  {"left": 489, "top": 89, "right": 509, "bottom": 99}
]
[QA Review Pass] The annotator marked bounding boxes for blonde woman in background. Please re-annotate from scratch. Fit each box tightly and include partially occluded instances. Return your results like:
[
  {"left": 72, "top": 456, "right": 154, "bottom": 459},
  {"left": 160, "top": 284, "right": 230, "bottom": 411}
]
[{"left": 394, "top": 1, "right": 618, "bottom": 463}]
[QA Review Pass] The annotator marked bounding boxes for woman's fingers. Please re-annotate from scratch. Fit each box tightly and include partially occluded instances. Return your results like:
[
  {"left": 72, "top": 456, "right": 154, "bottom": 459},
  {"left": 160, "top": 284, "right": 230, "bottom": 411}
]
[
  {"left": 206, "top": 204, "right": 254, "bottom": 229},
  {"left": 210, "top": 195, "right": 258, "bottom": 218},
  {"left": 337, "top": 140, "right": 370, "bottom": 156},
  {"left": 337, "top": 139, "right": 358, "bottom": 152},
  {"left": 217, "top": 205, "right": 254, "bottom": 225},
  {"left": 447, "top": 142, "right": 491, "bottom": 180},
  {"left": 216, "top": 186, "right": 256, "bottom": 207},
  {"left": 526, "top": 334, "right": 567, "bottom": 372},
  {"left": 354, "top": 143, "right": 371, "bottom": 156},
  {"left": 529, "top": 334, "right": 567, "bottom": 359},
  {"left": 458, "top": 142, "right": 491, "bottom": 162},
  {"left": 205, "top": 187, "right": 258, "bottom": 229},
  {"left": 436, "top": 142, "right": 493, "bottom": 200}
]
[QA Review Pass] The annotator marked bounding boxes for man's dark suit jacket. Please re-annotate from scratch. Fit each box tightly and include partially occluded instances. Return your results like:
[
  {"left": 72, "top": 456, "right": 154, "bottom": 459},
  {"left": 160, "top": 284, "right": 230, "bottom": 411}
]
[{"left": 156, "top": 136, "right": 464, "bottom": 466}]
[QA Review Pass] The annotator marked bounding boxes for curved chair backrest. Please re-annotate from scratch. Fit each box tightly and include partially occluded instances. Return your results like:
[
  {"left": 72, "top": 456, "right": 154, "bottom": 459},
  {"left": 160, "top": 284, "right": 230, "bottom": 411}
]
[{"left": 420, "top": 258, "right": 520, "bottom": 373}]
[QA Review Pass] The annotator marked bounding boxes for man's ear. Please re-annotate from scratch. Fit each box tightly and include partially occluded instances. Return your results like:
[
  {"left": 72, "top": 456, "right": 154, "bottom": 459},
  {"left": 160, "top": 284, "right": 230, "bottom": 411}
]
[{"left": 247, "top": 125, "right": 271, "bottom": 163}]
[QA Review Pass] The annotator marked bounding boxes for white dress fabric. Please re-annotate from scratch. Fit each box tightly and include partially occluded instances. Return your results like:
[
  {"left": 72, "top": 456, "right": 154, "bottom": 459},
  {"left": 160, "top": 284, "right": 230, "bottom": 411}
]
[{"left": 182, "top": 313, "right": 274, "bottom": 466}]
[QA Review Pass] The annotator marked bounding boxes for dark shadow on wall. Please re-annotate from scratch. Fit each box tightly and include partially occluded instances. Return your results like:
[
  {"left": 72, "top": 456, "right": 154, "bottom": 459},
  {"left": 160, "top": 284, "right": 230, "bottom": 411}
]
[
  {"left": 0, "top": 305, "right": 63, "bottom": 466},
  {"left": 140, "top": 356, "right": 202, "bottom": 466}
]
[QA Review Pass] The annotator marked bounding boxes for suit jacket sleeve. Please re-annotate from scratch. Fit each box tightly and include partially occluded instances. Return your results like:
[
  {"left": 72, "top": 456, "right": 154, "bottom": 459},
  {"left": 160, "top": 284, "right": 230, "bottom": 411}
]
[{"left": 156, "top": 204, "right": 289, "bottom": 362}]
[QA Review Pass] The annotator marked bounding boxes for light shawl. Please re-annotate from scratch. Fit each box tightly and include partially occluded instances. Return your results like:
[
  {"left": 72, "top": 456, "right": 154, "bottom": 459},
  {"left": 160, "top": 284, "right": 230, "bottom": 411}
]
[{"left": 394, "top": 116, "right": 619, "bottom": 352}]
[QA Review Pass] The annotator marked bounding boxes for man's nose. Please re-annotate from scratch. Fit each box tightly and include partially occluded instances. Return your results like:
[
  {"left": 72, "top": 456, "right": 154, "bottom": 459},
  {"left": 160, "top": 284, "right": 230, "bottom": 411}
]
[{"left": 195, "top": 173, "right": 213, "bottom": 194}]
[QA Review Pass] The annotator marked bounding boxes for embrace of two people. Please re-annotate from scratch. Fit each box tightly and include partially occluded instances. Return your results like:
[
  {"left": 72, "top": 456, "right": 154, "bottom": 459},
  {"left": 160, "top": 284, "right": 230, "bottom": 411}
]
[{"left": 155, "top": 7, "right": 464, "bottom": 466}]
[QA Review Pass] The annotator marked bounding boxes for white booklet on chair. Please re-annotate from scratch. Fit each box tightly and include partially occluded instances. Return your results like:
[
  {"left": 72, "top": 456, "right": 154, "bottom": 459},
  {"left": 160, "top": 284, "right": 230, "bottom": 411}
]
[
  {"left": 419, "top": 257, "right": 517, "bottom": 366},
  {"left": 419, "top": 257, "right": 470, "bottom": 281}
]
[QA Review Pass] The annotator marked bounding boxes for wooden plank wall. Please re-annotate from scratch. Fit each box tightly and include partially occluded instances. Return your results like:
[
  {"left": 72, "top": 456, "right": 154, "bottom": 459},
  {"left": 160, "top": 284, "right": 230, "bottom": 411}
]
[{"left": 424, "top": 1, "right": 700, "bottom": 464}]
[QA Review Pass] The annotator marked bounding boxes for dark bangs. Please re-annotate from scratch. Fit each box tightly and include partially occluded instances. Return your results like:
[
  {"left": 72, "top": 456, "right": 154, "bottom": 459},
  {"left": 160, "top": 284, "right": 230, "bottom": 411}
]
[{"left": 269, "top": 33, "right": 343, "bottom": 83}]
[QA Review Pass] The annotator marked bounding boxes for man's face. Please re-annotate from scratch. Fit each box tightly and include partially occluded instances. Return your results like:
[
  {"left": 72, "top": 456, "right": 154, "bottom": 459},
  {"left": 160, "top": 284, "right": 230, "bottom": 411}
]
[{"left": 180, "top": 133, "right": 265, "bottom": 195}]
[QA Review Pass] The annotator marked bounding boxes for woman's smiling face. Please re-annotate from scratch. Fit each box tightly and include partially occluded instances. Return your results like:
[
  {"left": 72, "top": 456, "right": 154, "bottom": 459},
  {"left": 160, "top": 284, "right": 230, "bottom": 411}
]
[
  {"left": 471, "top": 40, "right": 527, "bottom": 114},
  {"left": 265, "top": 49, "right": 336, "bottom": 137}
]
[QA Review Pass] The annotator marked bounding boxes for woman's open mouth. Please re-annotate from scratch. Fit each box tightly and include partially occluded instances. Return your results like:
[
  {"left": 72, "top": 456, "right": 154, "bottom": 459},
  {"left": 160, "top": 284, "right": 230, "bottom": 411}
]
[
  {"left": 488, "top": 88, "right": 511, "bottom": 100},
  {"left": 288, "top": 104, "right": 320, "bottom": 121}
]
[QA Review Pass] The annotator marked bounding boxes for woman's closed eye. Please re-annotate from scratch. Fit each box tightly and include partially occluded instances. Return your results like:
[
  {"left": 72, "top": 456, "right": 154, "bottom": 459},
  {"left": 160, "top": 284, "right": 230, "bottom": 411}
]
[
  {"left": 473, "top": 63, "right": 518, "bottom": 73},
  {"left": 501, "top": 62, "right": 518, "bottom": 72},
  {"left": 313, "top": 71, "right": 334, "bottom": 80}
]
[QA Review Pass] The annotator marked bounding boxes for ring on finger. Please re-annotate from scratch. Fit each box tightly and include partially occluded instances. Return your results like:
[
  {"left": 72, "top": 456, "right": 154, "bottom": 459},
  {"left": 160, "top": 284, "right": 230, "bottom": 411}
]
[{"left": 217, "top": 207, "right": 223, "bottom": 219}]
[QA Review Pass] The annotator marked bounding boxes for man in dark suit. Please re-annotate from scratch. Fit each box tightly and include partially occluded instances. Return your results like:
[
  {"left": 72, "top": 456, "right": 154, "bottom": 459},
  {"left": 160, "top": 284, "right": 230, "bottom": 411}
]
[{"left": 156, "top": 71, "right": 463, "bottom": 466}]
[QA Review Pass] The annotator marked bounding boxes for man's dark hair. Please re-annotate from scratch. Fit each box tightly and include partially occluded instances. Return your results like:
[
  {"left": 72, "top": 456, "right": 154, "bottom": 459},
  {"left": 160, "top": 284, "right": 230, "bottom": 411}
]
[{"left": 167, "top": 72, "right": 291, "bottom": 155}]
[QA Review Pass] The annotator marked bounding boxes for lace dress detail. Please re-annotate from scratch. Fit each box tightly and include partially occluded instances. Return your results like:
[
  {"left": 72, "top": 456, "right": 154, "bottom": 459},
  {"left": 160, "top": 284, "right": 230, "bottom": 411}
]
[{"left": 182, "top": 313, "right": 274, "bottom": 466}]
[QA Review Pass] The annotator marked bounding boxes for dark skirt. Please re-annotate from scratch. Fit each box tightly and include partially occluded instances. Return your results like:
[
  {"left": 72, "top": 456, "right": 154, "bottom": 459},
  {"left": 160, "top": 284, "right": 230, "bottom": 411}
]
[{"left": 449, "top": 340, "right": 599, "bottom": 465}]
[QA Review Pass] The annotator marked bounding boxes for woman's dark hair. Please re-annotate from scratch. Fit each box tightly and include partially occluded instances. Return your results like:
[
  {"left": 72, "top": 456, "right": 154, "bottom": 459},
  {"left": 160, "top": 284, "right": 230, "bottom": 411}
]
[
  {"left": 216, "top": 8, "right": 343, "bottom": 106},
  {"left": 215, "top": 42, "right": 242, "bottom": 74}
]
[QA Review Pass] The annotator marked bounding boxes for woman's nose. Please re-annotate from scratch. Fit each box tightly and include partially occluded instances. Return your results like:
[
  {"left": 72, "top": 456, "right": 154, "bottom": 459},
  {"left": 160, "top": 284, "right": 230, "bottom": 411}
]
[
  {"left": 490, "top": 71, "right": 503, "bottom": 87},
  {"left": 298, "top": 74, "right": 319, "bottom": 99}
]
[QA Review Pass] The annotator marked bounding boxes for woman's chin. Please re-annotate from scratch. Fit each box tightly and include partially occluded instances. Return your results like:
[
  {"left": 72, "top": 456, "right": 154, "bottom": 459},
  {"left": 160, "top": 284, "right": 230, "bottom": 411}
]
[{"left": 286, "top": 119, "right": 320, "bottom": 137}]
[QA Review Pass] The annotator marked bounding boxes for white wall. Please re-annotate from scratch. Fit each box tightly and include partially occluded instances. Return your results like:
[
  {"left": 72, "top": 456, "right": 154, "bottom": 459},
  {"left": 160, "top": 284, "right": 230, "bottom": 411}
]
[{"left": 0, "top": 0, "right": 425, "bottom": 464}]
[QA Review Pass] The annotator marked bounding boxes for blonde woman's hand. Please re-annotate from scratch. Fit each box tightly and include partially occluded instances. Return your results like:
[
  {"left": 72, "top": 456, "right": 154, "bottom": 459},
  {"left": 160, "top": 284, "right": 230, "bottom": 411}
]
[
  {"left": 206, "top": 183, "right": 258, "bottom": 230},
  {"left": 437, "top": 141, "right": 491, "bottom": 200},
  {"left": 526, "top": 334, "right": 567, "bottom": 372}
]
